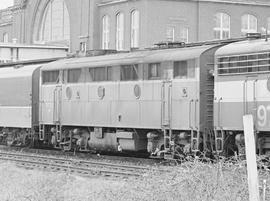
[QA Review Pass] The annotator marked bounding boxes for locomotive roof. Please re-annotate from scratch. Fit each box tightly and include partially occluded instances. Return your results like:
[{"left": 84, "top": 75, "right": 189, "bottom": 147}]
[
  {"left": 215, "top": 39, "right": 270, "bottom": 57},
  {"left": 0, "top": 64, "right": 41, "bottom": 78},
  {"left": 41, "top": 44, "right": 217, "bottom": 71}
]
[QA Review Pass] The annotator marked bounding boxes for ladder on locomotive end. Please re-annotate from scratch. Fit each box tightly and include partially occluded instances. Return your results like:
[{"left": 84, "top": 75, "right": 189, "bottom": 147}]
[
  {"left": 55, "top": 123, "right": 62, "bottom": 143},
  {"left": 191, "top": 129, "right": 200, "bottom": 152},
  {"left": 214, "top": 129, "right": 224, "bottom": 153},
  {"left": 188, "top": 98, "right": 200, "bottom": 153},
  {"left": 161, "top": 80, "right": 173, "bottom": 159},
  {"left": 39, "top": 124, "right": 45, "bottom": 141}
]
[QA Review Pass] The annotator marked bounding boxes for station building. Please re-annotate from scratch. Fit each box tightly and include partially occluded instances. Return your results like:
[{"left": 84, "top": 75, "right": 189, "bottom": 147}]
[{"left": 0, "top": 0, "right": 270, "bottom": 53}]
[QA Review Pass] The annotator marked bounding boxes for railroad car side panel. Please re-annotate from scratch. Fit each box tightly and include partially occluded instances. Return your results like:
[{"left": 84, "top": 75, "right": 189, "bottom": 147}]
[
  {"left": 0, "top": 67, "right": 39, "bottom": 128},
  {"left": 0, "top": 77, "right": 32, "bottom": 128},
  {"left": 171, "top": 80, "right": 198, "bottom": 130},
  {"left": 214, "top": 79, "right": 244, "bottom": 130},
  {"left": 214, "top": 39, "right": 270, "bottom": 155},
  {"left": 40, "top": 85, "right": 60, "bottom": 125},
  {"left": 140, "top": 81, "right": 162, "bottom": 128},
  {"left": 32, "top": 68, "right": 40, "bottom": 127}
]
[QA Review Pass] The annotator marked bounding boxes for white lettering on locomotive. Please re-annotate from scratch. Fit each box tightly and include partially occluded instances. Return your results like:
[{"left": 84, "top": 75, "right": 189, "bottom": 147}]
[{"left": 257, "top": 105, "right": 270, "bottom": 127}]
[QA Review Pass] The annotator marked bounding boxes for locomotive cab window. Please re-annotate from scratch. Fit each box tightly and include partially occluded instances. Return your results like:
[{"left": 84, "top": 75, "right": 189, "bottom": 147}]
[
  {"left": 148, "top": 63, "right": 161, "bottom": 79},
  {"left": 121, "top": 64, "right": 139, "bottom": 81},
  {"left": 173, "top": 59, "right": 195, "bottom": 79},
  {"left": 67, "top": 69, "right": 82, "bottom": 83},
  {"left": 89, "top": 66, "right": 112, "bottom": 82},
  {"left": 42, "top": 70, "right": 59, "bottom": 84}
]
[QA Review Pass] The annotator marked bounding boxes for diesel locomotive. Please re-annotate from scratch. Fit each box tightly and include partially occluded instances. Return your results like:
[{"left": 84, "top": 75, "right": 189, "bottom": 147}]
[
  {"left": 214, "top": 38, "right": 270, "bottom": 156},
  {"left": 1, "top": 37, "right": 270, "bottom": 158}
]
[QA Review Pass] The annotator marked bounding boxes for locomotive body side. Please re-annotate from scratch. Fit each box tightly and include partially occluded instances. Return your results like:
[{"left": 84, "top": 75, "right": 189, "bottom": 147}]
[
  {"left": 214, "top": 39, "right": 270, "bottom": 155},
  {"left": 0, "top": 65, "right": 41, "bottom": 145},
  {"left": 39, "top": 45, "right": 219, "bottom": 157}
]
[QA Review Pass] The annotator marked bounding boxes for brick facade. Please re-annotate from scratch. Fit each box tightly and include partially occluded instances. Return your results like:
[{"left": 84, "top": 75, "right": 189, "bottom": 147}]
[{"left": 1, "top": 0, "right": 270, "bottom": 52}]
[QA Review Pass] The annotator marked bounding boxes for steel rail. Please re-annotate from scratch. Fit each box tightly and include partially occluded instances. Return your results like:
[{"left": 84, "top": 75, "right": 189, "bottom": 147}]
[
  {"left": 0, "top": 151, "right": 152, "bottom": 170},
  {"left": 0, "top": 151, "right": 156, "bottom": 178}
]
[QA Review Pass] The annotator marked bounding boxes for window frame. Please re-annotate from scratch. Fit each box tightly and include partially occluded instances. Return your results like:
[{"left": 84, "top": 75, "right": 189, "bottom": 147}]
[
  {"left": 241, "top": 14, "right": 257, "bottom": 35},
  {"left": 217, "top": 52, "right": 270, "bottom": 76},
  {"left": 120, "top": 64, "right": 139, "bottom": 81},
  {"left": 166, "top": 26, "right": 175, "bottom": 42},
  {"left": 88, "top": 66, "right": 113, "bottom": 82},
  {"left": 267, "top": 17, "right": 270, "bottom": 33},
  {"left": 116, "top": 12, "right": 124, "bottom": 50},
  {"left": 180, "top": 27, "right": 189, "bottom": 43},
  {"left": 102, "top": 15, "right": 110, "bottom": 49},
  {"left": 42, "top": 70, "right": 60, "bottom": 85},
  {"left": 148, "top": 63, "right": 162, "bottom": 80},
  {"left": 173, "top": 59, "right": 196, "bottom": 79},
  {"left": 130, "top": 10, "right": 139, "bottom": 48},
  {"left": 39, "top": 0, "right": 70, "bottom": 43},
  {"left": 67, "top": 68, "right": 82, "bottom": 83},
  {"left": 214, "top": 12, "right": 230, "bottom": 40},
  {"left": 3, "top": 32, "right": 8, "bottom": 43}
]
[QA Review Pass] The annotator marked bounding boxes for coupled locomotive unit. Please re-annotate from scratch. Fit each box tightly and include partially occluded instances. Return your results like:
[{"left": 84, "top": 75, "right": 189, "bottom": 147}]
[
  {"left": 0, "top": 58, "right": 63, "bottom": 147},
  {"left": 2, "top": 37, "right": 270, "bottom": 158},
  {"left": 214, "top": 38, "right": 270, "bottom": 156},
  {"left": 38, "top": 44, "right": 219, "bottom": 158},
  {"left": 0, "top": 64, "right": 40, "bottom": 146}
]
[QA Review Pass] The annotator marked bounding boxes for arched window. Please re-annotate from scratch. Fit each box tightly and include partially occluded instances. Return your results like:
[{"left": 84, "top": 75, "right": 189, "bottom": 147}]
[
  {"left": 241, "top": 14, "right": 257, "bottom": 35},
  {"left": 102, "top": 15, "right": 110, "bottom": 49},
  {"left": 3, "top": 33, "right": 8, "bottom": 43},
  {"left": 180, "top": 27, "right": 189, "bottom": 43},
  {"left": 267, "top": 17, "right": 270, "bottom": 33},
  {"left": 116, "top": 12, "right": 124, "bottom": 50},
  {"left": 39, "top": 0, "right": 70, "bottom": 44},
  {"left": 130, "top": 10, "right": 139, "bottom": 48},
  {"left": 166, "top": 26, "right": 175, "bottom": 42},
  {"left": 214, "top": 13, "right": 230, "bottom": 40}
]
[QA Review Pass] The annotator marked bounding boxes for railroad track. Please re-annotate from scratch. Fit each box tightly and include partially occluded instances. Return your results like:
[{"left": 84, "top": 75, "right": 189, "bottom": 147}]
[{"left": 0, "top": 151, "right": 157, "bottom": 178}]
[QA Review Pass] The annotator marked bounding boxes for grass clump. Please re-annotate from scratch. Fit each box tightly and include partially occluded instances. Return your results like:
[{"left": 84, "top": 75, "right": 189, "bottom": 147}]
[
  {"left": 106, "top": 157, "right": 270, "bottom": 201},
  {"left": 0, "top": 157, "right": 269, "bottom": 201}
]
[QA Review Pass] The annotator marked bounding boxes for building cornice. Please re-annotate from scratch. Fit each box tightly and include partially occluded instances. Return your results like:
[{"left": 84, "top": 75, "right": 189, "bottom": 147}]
[
  {"left": 98, "top": 0, "right": 129, "bottom": 7},
  {"left": 0, "top": 22, "right": 12, "bottom": 27},
  {"left": 195, "top": 0, "right": 270, "bottom": 6},
  {"left": 102, "top": 0, "right": 270, "bottom": 7},
  {"left": 10, "top": 0, "right": 28, "bottom": 11}
]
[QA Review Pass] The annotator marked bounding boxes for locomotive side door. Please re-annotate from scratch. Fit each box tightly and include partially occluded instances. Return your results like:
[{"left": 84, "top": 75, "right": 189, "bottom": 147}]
[
  {"left": 243, "top": 76, "right": 258, "bottom": 122},
  {"left": 53, "top": 85, "right": 62, "bottom": 123},
  {"left": 161, "top": 80, "right": 172, "bottom": 152},
  {"left": 161, "top": 80, "right": 172, "bottom": 128}
]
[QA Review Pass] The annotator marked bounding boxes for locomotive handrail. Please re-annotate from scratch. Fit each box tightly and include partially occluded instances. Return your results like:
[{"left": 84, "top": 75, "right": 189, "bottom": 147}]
[
  {"left": 243, "top": 80, "right": 247, "bottom": 115},
  {"left": 253, "top": 79, "right": 258, "bottom": 103},
  {"left": 53, "top": 88, "right": 57, "bottom": 123},
  {"left": 253, "top": 79, "right": 258, "bottom": 126},
  {"left": 195, "top": 99, "right": 199, "bottom": 130},
  {"left": 189, "top": 99, "right": 194, "bottom": 129},
  {"left": 218, "top": 97, "right": 223, "bottom": 128},
  {"left": 58, "top": 88, "right": 62, "bottom": 122},
  {"left": 161, "top": 81, "right": 165, "bottom": 126},
  {"left": 168, "top": 82, "right": 172, "bottom": 129}
]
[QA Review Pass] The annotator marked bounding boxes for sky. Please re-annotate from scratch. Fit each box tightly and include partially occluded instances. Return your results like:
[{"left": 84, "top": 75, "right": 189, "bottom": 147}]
[{"left": 0, "top": 0, "right": 13, "bottom": 10}]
